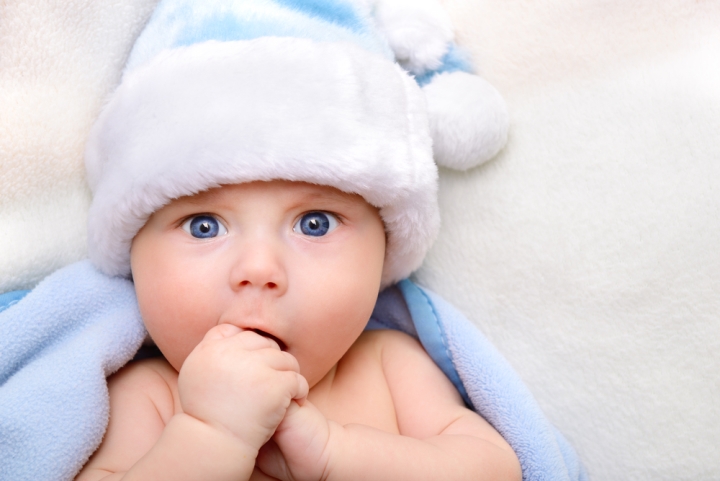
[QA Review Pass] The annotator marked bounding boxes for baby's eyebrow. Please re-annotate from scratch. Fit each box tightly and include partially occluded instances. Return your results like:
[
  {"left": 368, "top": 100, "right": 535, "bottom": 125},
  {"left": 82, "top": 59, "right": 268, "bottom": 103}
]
[
  {"left": 170, "top": 185, "right": 367, "bottom": 212},
  {"left": 178, "top": 188, "right": 226, "bottom": 206},
  {"left": 291, "top": 190, "right": 362, "bottom": 209}
]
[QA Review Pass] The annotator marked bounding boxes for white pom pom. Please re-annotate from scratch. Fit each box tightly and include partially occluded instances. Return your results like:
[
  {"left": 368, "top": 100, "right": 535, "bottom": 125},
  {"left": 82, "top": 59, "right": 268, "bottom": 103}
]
[
  {"left": 373, "top": 0, "right": 454, "bottom": 74},
  {"left": 423, "top": 71, "right": 509, "bottom": 170}
]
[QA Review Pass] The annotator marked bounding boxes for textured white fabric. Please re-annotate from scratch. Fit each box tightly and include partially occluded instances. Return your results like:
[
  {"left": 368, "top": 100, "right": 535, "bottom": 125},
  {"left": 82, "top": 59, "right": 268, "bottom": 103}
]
[
  {"left": 0, "top": 0, "right": 159, "bottom": 292},
  {"left": 1, "top": 1, "right": 719, "bottom": 479}
]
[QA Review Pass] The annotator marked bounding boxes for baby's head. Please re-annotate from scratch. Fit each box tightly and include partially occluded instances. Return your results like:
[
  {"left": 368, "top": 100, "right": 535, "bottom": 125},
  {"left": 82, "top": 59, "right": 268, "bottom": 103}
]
[
  {"left": 84, "top": 0, "right": 505, "bottom": 382},
  {"left": 84, "top": 7, "right": 439, "bottom": 383}
]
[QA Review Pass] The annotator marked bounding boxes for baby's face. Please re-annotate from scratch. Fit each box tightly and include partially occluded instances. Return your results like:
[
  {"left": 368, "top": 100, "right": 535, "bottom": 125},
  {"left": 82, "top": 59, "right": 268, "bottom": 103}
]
[{"left": 130, "top": 181, "right": 386, "bottom": 387}]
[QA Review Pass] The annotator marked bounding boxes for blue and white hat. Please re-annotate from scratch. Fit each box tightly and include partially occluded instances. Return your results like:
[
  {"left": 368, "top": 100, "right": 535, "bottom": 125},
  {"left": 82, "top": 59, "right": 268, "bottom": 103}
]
[{"left": 85, "top": 0, "right": 509, "bottom": 287}]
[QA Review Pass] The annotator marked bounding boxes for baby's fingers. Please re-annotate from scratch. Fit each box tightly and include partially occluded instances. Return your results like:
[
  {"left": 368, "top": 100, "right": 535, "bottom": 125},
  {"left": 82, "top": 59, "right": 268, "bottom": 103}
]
[
  {"left": 288, "top": 371, "right": 309, "bottom": 404},
  {"left": 256, "top": 350, "right": 306, "bottom": 402},
  {"left": 202, "top": 325, "right": 282, "bottom": 351},
  {"left": 201, "top": 323, "right": 243, "bottom": 341},
  {"left": 260, "top": 349, "right": 302, "bottom": 374}
]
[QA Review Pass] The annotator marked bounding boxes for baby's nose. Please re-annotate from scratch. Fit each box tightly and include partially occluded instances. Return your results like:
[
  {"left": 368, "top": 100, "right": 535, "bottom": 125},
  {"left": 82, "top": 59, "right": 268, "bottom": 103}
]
[{"left": 228, "top": 241, "right": 287, "bottom": 294}]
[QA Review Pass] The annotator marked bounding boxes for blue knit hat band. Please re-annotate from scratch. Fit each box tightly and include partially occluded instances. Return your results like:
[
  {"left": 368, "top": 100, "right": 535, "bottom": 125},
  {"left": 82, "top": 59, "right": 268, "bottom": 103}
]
[{"left": 125, "top": 0, "right": 393, "bottom": 72}]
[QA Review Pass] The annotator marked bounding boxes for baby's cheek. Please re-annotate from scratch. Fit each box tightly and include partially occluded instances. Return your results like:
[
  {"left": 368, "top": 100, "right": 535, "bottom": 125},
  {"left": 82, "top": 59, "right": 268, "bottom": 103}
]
[
  {"left": 140, "top": 297, "right": 212, "bottom": 371},
  {"left": 152, "top": 325, "right": 204, "bottom": 372}
]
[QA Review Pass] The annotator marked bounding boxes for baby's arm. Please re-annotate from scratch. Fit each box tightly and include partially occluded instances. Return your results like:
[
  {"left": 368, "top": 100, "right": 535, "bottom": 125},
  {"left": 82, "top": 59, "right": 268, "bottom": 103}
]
[
  {"left": 76, "top": 325, "right": 307, "bottom": 481},
  {"left": 260, "top": 330, "right": 522, "bottom": 481},
  {"left": 76, "top": 359, "right": 255, "bottom": 481}
]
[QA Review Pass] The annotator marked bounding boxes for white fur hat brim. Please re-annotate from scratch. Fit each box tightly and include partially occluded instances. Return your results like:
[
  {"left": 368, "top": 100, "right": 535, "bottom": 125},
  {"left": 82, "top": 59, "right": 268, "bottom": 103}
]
[{"left": 85, "top": 37, "right": 439, "bottom": 287}]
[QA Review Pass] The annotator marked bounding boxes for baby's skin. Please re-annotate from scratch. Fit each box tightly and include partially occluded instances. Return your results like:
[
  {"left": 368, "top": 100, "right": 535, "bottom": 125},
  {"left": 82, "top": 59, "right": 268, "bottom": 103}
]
[{"left": 76, "top": 181, "right": 521, "bottom": 481}]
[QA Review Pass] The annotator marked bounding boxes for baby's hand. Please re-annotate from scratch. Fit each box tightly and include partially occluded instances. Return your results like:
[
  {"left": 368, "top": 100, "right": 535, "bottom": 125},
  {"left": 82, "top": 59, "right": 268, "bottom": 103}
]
[
  {"left": 177, "top": 324, "right": 309, "bottom": 452},
  {"left": 256, "top": 399, "right": 342, "bottom": 481}
]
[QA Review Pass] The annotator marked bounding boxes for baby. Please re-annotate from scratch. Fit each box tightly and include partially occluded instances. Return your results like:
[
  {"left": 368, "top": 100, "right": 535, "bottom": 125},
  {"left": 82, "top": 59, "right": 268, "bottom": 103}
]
[
  {"left": 74, "top": 0, "right": 519, "bottom": 479},
  {"left": 77, "top": 180, "right": 520, "bottom": 480}
]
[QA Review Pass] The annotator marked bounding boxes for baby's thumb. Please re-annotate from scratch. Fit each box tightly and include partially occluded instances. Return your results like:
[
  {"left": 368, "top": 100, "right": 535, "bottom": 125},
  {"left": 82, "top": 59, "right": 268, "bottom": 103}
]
[
  {"left": 267, "top": 400, "right": 333, "bottom": 481},
  {"left": 257, "top": 439, "right": 293, "bottom": 481}
]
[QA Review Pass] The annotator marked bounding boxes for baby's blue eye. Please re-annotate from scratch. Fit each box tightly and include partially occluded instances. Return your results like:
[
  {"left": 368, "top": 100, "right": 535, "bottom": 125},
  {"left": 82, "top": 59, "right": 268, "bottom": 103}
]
[
  {"left": 182, "top": 215, "right": 227, "bottom": 239},
  {"left": 293, "top": 212, "right": 338, "bottom": 237}
]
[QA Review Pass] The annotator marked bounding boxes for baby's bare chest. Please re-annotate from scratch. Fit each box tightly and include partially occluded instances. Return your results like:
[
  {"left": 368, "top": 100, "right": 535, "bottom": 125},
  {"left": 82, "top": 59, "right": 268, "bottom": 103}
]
[{"left": 306, "top": 331, "right": 400, "bottom": 435}]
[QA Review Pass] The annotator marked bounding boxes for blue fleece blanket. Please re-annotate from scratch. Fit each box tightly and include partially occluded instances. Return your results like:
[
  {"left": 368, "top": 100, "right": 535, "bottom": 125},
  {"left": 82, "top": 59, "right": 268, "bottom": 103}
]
[
  {"left": 0, "top": 261, "right": 586, "bottom": 480},
  {"left": 0, "top": 262, "right": 146, "bottom": 481}
]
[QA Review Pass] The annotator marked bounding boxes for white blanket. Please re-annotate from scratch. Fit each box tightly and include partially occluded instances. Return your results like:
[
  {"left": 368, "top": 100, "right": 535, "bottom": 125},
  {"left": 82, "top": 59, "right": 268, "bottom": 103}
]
[{"left": 1, "top": 1, "right": 719, "bottom": 479}]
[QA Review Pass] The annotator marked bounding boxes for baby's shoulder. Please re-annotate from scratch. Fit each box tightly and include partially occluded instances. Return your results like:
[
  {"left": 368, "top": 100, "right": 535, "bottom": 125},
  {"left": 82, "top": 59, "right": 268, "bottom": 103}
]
[
  {"left": 345, "top": 329, "right": 471, "bottom": 435},
  {"left": 110, "top": 357, "right": 177, "bottom": 388},
  {"left": 351, "top": 328, "right": 427, "bottom": 357},
  {"left": 346, "top": 329, "right": 431, "bottom": 375},
  {"left": 352, "top": 327, "right": 416, "bottom": 344},
  {"left": 107, "top": 357, "right": 179, "bottom": 423},
  {"left": 331, "top": 329, "right": 425, "bottom": 385}
]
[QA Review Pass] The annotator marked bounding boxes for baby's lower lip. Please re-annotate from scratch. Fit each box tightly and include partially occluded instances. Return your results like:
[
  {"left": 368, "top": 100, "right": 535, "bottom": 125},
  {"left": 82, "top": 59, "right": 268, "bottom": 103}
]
[{"left": 250, "top": 328, "right": 287, "bottom": 351}]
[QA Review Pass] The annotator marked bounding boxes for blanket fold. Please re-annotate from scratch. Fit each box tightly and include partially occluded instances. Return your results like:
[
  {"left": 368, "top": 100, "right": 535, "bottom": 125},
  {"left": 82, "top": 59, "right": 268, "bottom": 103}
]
[
  {"left": 0, "top": 261, "right": 146, "bottom": 481},
  {"left": 0, "top": 261, "right": 585, "bottom": 480}
]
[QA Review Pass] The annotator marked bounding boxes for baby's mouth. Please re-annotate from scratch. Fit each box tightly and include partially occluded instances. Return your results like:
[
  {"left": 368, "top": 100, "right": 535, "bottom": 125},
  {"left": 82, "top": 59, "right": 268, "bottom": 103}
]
[{"left": 251, "top": 328, "right": 287, "bottom": 351}]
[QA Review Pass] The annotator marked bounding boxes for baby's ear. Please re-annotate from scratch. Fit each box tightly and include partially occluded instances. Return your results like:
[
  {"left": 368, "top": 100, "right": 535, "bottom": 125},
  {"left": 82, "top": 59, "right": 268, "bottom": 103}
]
[{"left": 373, "top": 0, "right": 510, "bottom": 170}]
